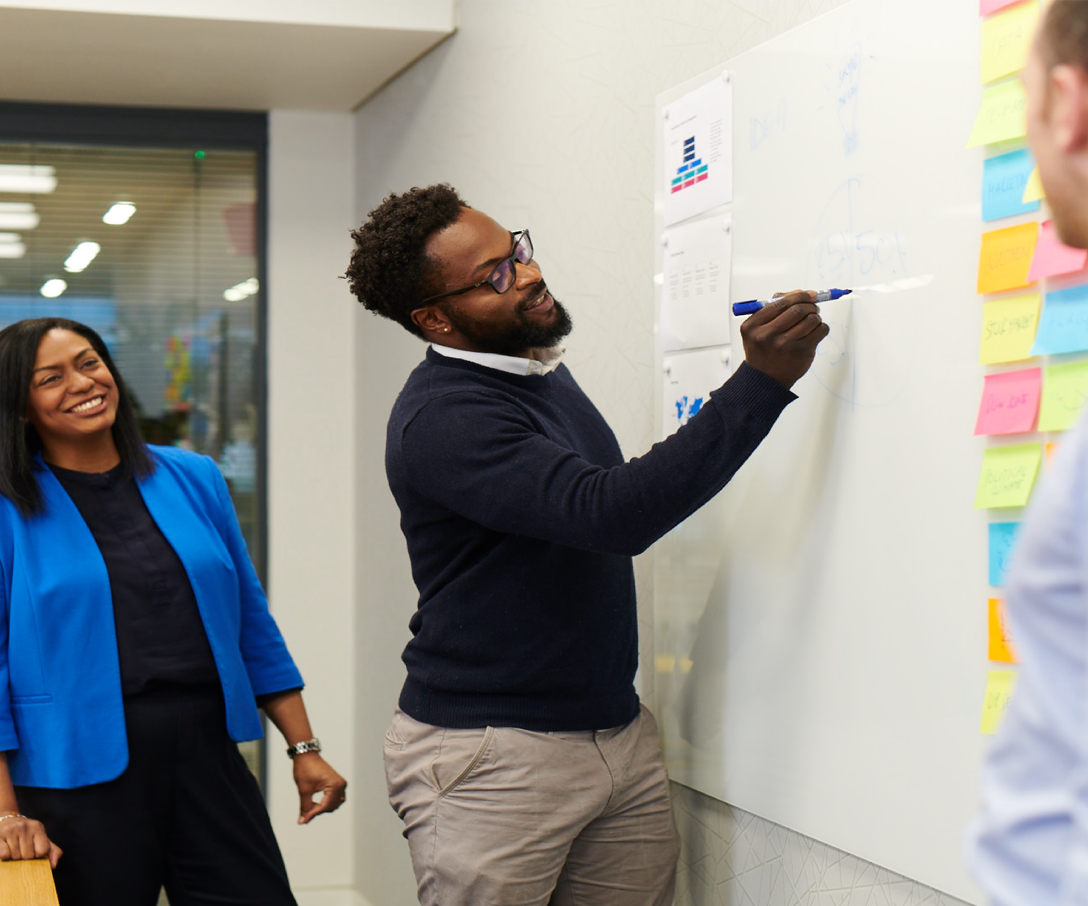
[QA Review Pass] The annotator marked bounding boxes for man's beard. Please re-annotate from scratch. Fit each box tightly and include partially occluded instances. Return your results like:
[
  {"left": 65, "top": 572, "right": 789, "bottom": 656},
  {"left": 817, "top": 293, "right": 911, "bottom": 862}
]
[{"left": 441, "top": 287, "right": 573, "bottom": 356}]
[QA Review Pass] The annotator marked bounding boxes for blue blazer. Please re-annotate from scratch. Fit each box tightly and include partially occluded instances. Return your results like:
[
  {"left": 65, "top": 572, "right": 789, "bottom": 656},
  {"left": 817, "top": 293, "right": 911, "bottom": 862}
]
[{"left": 0, "top": 445, "right": 303, "bottom": 789}]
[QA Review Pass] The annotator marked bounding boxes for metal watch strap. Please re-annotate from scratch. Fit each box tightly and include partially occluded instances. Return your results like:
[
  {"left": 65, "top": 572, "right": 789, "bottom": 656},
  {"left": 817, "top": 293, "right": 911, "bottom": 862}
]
[{"left": 286, "top": 737, "right": 321, "bottom": 759}]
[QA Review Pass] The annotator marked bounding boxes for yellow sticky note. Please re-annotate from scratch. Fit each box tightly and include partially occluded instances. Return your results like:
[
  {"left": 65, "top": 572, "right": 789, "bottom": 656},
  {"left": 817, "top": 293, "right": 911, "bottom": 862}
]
[
  {"left": 981, "top": 669, "right": 1017, "bottom": 734},
  {"left": 981, "top": 2, "right": 1039, "bottom": 84},
  {"left": 988, "top": 598, "right": 1018, "bottom": 663},
  {"left": 980, "top": 293, "right": 1042, "bottom": 364},
  {"left": 975, "top": 443, "right": 1043, "bottom": 508},
  {"left": 1039, "top": 359, "right": 1088, "bottom": 432},
  {"left": 968, "top": 79, "right": 1028, "bottom": 147},
  {"left": 1022, "top": 165, "right": 1045, "bottom": 203},
  {"left": 978, "top": 222, "right": 1038, "bottom": 294}
]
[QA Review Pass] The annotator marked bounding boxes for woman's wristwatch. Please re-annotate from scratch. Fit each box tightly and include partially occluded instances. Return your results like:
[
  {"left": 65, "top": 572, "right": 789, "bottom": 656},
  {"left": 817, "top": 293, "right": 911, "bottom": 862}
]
[{"left": 286, "top": 737, "right": 321, "bottom": 759}]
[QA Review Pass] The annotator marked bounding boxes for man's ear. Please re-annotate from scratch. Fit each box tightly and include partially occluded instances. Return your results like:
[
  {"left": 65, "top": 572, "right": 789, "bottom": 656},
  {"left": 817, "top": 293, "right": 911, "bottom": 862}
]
[
  {"left": 1049, "top": 63, "right": 1088, "bottom": 153},
  {"left": 411, "top": 306, "right": 453, "bottom": 336}
]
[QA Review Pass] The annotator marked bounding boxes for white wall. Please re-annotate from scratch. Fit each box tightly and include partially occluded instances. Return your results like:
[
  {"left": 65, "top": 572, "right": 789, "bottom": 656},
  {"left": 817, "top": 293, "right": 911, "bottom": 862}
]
[
  {"left": 267, "top": 109, "right": 362, "bottom": 905},
  {"left": 352, "top": 2, "right": 967, "bottom": 905}
]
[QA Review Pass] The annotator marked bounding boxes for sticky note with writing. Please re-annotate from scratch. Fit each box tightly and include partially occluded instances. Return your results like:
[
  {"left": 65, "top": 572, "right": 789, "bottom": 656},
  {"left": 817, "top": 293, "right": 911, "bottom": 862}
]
[
  {"left": 1027, "top": 220, "right": 1088, "bottom": 282},
  {"left": 988, "top": 521, "right": 1020, "bottom": 586},
  {"left": 1033, "top": 285, "right": 1088, "bottom": 355},
  {"left": 1038, "top": 360, "right": 1088, "bottom": 432},
  {"left": 975, "top": 443, "right": 1042, "bottom": 508},
  {"left": 978, "top": 222, "right": 1038, "bottom": 294},
  {"left": 980, "top": 293, "right": 1041, "bottom": 364},
  {"left": 988, "top": 598, "right": 1018, "bottom": 663},
  {"left": 981, "top": 2, "right": 1038, "bottom": 84},
  {"left": 983, "top": 149, "right": 1040, "bottom": 222},
  {"left": 980, "top": 669, "right": 1017, "bottom": 735},
  {"left": 975, "top": 368, "right": 1041, "bottom": 435},
  {"left": 968, "top": 79, "right": 1028, "bottom": 147}
]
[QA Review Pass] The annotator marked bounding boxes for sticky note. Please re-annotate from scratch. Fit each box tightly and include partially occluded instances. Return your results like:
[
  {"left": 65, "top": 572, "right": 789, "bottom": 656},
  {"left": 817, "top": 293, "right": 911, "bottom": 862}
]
[
  {"left": 981, "top": 0, "right": 1027, "bottom": 15},
  {"left": 1023, "top": 165, "right": 1045, "bottom": 203},
  {"left": 1038, "top": 360, "right": 1088, "bottom": 432},
  {"left": 978, "top": 222, "right": 1038, "bottom": 294},
  {"left": 988, "top": 598, "right": 1019, "bottom": 663},
  {"left": 975, "top": 368, "right": 1042, "bottom": 435},
  {"left": 980, "top": 669, "right": 1017, "bottom": 735},
  {"left": 1046, "top": 441, "right": 1058, "bottom": 466},
  {"left": 968, "top": 79, "right": 1028, "bottom": 147},
  {"left": 1028, "top": 220, "right": 1088, "bottom": 282},
  {"left": 980, "top": 293, "right": 1041, "bottom": 364},
  {"left": 1033, "top": 285, "right": 1088, "bottom": 355},
  {"left": 983, "top": 149, "right": 1041, "bottom": 222},
  {"left": 988, "top": 522, "right": 1021, "bottom": 586},
  {"left": 975, "top": 443, "right": 1043, "bottom": 508},
  {"left": 981, "top": 2, "right": 1038, "bottom": 84}
]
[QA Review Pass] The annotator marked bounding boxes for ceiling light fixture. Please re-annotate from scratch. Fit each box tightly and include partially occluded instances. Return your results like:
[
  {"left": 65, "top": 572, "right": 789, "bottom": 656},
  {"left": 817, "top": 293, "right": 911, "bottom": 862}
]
[
  {"left": 40, "top": 278, "right": 67, "bottom": 299},
  {"left": 63, "top": 241, "right": 101, "bottom": 273},
  {"left": 0, "top": 233, "right": 26, "bottom": 259},
  {"left": 0, "top": 202, "right": 40, "bottom": 231},
  {"left": 0, "top": 164, "right": 57, "bottom": 194},
  {"left": 223, "top": 277, "right": 259, "bottom": 303},
  {"left": 102, "top": 202, "right": 136, "bottom": 225}
]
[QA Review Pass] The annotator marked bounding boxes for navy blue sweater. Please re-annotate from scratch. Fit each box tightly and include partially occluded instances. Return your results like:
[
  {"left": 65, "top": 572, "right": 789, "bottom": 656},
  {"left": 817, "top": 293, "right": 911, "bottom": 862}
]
[{"left": 386, "top": 347, "right": 796, "bottom": 731}]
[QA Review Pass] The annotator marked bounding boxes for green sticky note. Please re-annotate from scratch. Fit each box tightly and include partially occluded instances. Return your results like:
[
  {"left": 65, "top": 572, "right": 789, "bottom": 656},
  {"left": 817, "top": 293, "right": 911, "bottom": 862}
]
[
  {"left": 975, "top": 443, "right": 1043, "bottom": 508},
  {"left": 967, "top": 79, "right": 1027, "bottom": 147},
  {"left": 1039, "top": 360, "right": 1088, "bottom": 432}
]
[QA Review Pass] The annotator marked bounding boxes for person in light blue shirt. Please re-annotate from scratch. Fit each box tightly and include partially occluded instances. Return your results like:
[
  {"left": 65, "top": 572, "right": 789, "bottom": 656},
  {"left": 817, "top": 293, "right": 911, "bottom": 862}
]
[{"left": 968, "top": 3, "right": 1088, "bottom": 903}]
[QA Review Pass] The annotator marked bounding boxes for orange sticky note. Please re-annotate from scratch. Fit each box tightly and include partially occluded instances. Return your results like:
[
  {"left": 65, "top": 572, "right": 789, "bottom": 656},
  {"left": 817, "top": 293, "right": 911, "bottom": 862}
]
[
  {"left": 979, "top": 222, "right": 1038, "bottom": 294},
  {"left": 1027, "top": 220, "right": 1088, "bottom": 281},
  {"left": 988, "top": 598, "right": 1018, "bottom": 662},
  {"left": 1046, "top": 442, "right": 1058, "bottom": 466}
]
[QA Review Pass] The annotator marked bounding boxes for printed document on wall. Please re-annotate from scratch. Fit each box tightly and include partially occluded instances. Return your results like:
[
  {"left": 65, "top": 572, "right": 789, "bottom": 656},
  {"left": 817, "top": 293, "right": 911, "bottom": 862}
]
[
  {"left": 662, "top": 348, "right": 732, "bottom": 440},
  {"left": 661, "top": 215, "right": 732, "bottom": 351},
  {"left": 663, "top": 73, "right": 733, "bottom": 226}
]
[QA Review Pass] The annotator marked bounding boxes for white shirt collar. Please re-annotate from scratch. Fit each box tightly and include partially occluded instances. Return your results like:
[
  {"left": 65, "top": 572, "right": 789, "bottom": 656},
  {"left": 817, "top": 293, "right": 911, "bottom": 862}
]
[{"left": 430, "top": 343, "right": 565, "bottom": 376}]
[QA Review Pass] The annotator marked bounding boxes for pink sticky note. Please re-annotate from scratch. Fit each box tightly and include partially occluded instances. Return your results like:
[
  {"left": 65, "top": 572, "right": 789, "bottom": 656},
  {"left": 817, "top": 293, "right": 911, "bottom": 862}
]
[
  {"left": 981, "top": 0, "right": 1026, "bottom": 15},
  {"left": 1027, "top": 220, "right": 1088, "bottom": 282},
  {"left": 975, "top": 368, "right": 1042, "bottom": 435}
]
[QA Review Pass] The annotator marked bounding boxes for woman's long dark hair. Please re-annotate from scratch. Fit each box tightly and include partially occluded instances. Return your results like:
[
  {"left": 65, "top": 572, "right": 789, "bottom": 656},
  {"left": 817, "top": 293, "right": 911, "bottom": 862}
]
[{"left": 0, "top": 318, "right": 153, "bottom": 515}]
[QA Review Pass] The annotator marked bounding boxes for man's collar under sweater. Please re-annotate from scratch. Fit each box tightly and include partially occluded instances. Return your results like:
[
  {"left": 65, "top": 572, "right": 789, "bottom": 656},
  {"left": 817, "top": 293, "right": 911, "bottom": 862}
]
[{"left": 429, "top": 342, "right": 565, "bottom": 376}]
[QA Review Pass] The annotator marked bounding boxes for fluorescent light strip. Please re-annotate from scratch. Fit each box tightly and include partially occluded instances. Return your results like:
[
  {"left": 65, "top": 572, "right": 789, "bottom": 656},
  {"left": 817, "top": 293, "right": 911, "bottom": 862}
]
[
  {"left": 0, "top": 202, "right": 39, "bottom": 231},
  {"left": 223, "top": 277, "right": 259, "bottom": 302},
  {"left": 40, "top": 278, "right": 67, "bottom": 299},
  {"left": 0, "top": 164, "right": 56, "bottom": 194}
]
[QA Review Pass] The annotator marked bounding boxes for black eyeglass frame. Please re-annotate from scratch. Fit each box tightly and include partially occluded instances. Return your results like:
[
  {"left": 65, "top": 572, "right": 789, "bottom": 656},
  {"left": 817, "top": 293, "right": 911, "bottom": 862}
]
[{"left": 417, "top": 230, "right": 533, "bottom": 306}]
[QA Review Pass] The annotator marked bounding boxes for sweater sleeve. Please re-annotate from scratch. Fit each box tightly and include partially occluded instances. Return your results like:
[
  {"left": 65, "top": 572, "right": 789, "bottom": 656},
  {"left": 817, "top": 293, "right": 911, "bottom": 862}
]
[{"left": 400, "top": 361, "right": 796, "bottom": 556}]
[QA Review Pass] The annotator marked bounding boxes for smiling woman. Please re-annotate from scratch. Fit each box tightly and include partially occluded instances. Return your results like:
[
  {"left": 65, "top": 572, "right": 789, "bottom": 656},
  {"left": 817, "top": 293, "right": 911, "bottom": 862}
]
[{"left": 0, "top": 317, "right": 346, "bottom": 905}]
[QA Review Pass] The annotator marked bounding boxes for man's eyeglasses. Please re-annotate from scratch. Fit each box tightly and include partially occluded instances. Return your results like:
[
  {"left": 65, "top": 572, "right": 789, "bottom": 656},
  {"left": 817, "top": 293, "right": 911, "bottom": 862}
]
[{"left": 418, "top": 230, "right": 533, "bottom": 305}]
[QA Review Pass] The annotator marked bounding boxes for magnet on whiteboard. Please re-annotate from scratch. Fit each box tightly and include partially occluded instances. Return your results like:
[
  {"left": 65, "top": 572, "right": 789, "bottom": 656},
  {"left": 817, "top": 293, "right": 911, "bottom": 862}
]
[
  {"left": 720, "top": 350, "right": 731, "bottom": 366},
  {"left": 722, "top": 70, "right": 731, "bottom": 83}
]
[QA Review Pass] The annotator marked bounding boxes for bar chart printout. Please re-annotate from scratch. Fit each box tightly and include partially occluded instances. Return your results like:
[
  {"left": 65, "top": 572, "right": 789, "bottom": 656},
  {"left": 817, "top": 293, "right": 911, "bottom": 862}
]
[{"left": 663, "top": 73, "right": 733, "bottom": 226}]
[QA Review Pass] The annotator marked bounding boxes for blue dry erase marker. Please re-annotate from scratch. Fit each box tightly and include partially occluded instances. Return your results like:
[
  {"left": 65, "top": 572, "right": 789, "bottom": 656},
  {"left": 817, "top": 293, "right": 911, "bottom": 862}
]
[{"left": 732, "top": 288, "right": 851, "bottom": 316}]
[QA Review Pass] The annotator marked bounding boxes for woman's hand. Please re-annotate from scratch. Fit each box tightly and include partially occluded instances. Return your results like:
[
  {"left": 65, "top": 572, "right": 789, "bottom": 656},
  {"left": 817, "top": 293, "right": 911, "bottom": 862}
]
[
  {"left": 292, "top": 754, "right": 347, "bottom": 825},
  {"left": 0, "top": 813, "right": 62, "bottom": 868}
]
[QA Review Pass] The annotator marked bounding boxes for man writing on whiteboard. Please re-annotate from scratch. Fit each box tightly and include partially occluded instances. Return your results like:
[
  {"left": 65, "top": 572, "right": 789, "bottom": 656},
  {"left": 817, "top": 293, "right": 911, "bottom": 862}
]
[
  {"left": 969, "top": 4, "right": 1088, "bottom": 904},
  {"left": 345, "top": 184, "right": 827, "bottom": 906}
]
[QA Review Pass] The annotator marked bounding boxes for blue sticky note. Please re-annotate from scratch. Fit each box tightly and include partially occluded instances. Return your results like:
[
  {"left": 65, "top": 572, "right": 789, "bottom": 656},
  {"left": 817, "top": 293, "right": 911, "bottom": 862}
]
[
  {"left": 982, "top": 149, "right": 1041, "bottom": 222},
  {"left": 988, "top": 522, "right": 1021, "bottom": 587},
  {"left": 1033, "top": 285, "right": 1088, "bottom": 355}
]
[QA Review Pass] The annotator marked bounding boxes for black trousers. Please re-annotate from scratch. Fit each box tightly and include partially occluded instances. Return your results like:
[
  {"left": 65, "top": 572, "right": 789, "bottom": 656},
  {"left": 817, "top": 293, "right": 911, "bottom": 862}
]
[{"left": 16, "top": 686, "right": 297, "bottom": 906}]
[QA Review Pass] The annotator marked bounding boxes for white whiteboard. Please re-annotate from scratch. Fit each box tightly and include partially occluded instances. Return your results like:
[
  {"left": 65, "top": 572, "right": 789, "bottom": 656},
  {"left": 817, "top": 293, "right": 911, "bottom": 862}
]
[{"left": 653, "top": 1, "right": 991, "bottom": 902}]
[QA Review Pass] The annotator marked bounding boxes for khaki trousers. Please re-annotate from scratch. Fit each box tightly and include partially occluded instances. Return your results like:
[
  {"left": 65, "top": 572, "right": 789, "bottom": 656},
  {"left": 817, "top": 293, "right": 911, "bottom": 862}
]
[{"left": 384, "top": 705, "right": 679, "bottom": 906}]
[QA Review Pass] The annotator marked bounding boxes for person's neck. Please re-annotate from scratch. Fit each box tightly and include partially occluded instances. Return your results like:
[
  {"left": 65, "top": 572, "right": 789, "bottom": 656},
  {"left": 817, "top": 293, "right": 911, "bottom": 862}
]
[{"left": 42, "top": 437, "right": 122, "bottom": 473}]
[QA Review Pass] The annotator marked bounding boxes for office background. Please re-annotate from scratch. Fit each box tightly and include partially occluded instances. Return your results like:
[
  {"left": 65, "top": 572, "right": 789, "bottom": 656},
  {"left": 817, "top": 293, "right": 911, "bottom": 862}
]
[{"left": 0, "top": 2, "right": 971, "bottom": 905}]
